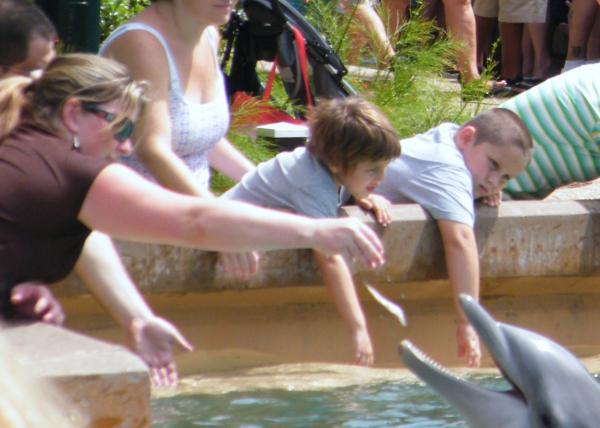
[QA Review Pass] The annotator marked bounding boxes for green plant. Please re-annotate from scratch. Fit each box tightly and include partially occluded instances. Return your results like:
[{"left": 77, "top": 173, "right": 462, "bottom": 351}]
[
  {"left": 304, "top": 1, "right": 477, "bottom": 137},
  {"left": 99, "top": 0, "right": 150, "bottom": 42}
]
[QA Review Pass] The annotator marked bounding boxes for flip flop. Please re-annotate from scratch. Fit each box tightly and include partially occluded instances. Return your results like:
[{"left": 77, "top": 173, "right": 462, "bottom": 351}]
[{"left": 484, "top": 80, "right": 513, "bottom": 98}]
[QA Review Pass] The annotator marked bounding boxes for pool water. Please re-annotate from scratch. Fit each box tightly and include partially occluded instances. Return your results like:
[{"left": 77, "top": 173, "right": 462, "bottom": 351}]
[{"left": 151, "top": 375, "right": 509, "bottom": 427}]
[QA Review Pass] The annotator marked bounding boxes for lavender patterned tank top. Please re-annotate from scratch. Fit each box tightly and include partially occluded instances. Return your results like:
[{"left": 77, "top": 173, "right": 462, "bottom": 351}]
[{"left": 100, "top": 23, "right": 230, "bottom": 191}]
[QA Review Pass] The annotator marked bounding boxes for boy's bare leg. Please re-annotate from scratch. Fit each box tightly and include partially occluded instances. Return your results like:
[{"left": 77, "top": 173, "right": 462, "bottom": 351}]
[{"left": 314, "top": 251, "right": 374, "bottom": 366}]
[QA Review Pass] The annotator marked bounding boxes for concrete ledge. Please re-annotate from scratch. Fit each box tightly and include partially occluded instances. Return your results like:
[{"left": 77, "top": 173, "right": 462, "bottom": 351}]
[
  {"left": 3, "top": 323, "right": 150, "bottom": 427},
  {"left": 53, "top": 199, "right": 600, "bottom": 370},
  {"left": 55, "top": 199, "right": 600, "bottom": 297}
]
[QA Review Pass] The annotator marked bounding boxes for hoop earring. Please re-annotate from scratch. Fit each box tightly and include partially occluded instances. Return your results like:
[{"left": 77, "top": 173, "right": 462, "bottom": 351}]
[{"left": 72, "top": 134, "right": 81, "bottom": 151}]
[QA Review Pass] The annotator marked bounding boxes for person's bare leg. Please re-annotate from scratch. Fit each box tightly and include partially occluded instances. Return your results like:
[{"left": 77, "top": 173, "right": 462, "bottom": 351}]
[
  {"left": 442, "top": 0, "right": 480, "bottom": 82},
  {"left": 563, "top": 0, "right": 598, "bottom": 71},
  {"left": 499, "top": 21, "right": 523, "bottom": 81},
  {"left": 424, "top": 0, "right": 444, "bottom": 28},
  {"left": 521, "top": 24, "right": 534, "bottom": 77},
  {"left": 476, "top": 15, "right": 497, "bottom": 71},
  {"left": 586, "top": 8, "right": 600, "bottom": 61},
  {"left": 353, "top": 3, "right": 395, "bottom": 64},
  {"left": 383, "top": 0, "right": 410, "bottom": 35},
  {"left": 527, "top": 22, "right": 551, "bottom": 79}
]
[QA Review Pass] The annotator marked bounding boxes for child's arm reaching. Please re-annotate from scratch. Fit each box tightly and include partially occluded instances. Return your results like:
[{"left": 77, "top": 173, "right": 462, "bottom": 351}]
[
  {"left": 314, "top": 252, "right": 374, "bottom": 366},
  {"left": 437, "top": 220, "right": 482, "bottom": 368}
]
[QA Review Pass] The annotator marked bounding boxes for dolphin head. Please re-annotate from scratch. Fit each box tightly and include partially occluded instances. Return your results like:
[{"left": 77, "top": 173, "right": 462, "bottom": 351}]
[{"left": 400, "top": 294, "right": 600, "bottom": 428}]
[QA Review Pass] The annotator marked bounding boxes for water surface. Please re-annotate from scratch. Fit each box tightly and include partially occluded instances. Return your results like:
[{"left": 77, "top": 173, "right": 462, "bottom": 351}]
[{"left": 152, "top": 373, "right": 508, "bottom": 427}]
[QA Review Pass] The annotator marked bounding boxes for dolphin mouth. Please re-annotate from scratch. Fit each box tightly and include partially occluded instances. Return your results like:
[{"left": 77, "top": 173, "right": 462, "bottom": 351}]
[
  {"left": 400, "top": 295, "right": 600, "bottom": 426},
  {"left": 399, "top": 296, "right": 530, "bottom": 413},
  {"left": 399, "top": 339, "right": 525, "bottom": 400},
  {"left": 400, "top": 339, "right": 462, "bottom": 381}
]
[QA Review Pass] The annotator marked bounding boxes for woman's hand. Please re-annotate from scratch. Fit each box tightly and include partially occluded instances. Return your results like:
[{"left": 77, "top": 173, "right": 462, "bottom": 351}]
[
  {"left": 313, "top": 217, "right": 384, "bottom": 269},
  {"left": 11, "top": 282, "right": 65, "bottom": 325},
  {"left": 128, "top": 316, "right": 194, "bottom": 387}
]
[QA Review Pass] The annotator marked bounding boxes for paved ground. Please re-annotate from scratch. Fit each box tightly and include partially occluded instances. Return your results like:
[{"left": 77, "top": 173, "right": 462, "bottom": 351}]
[{"left": 546, "top": 178, "right": 600, "bottom": 200}]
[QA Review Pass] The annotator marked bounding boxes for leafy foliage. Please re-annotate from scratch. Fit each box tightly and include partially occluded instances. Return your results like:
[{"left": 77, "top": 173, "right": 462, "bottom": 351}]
[
  {"left": 99, "top": 0, "right": 150, "bottom": 42},
  {"left": 305, "top": 1, "right": 483, "bottom": 138}
]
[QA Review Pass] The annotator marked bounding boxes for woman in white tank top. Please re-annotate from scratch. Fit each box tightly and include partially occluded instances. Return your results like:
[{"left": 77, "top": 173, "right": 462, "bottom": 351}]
[{"left": 100, "top": 0, "right": 254, "bottom": 197}]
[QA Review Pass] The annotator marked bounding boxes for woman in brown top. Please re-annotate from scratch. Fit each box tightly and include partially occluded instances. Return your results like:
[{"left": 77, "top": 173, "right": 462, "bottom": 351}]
[{"left": 0, "top": 53, "right": 384, "bottom": 386}]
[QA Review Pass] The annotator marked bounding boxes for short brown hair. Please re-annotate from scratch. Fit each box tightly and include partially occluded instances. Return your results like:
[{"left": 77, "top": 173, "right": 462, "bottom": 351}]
[
  {"left": 306, "top": 96, "right": 400, "bottom": 172},
  {"left": 0, "top": 0, "right": 56, "bottom": 68},
  {"left": 463, "top": 107, "right": 533, "bottom": 161},
  {"left": 0, "top": 53, "right": 147, "bottom": 140}
]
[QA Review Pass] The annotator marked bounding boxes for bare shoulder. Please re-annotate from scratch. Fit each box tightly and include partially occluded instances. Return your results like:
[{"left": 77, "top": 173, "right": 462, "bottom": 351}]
[{"left": 103, "top": 28, "right": 170, "bottom": 90}]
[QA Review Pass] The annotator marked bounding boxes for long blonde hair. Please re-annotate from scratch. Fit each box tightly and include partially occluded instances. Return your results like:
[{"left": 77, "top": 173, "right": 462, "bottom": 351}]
[{"left": 0, "top": 53, "right": 148, "bottom": 140}]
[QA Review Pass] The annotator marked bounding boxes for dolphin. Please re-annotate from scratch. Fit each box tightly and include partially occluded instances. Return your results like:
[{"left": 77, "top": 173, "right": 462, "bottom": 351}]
[{"left": 399, "top": 294, "right": 600, "bottom": 428}]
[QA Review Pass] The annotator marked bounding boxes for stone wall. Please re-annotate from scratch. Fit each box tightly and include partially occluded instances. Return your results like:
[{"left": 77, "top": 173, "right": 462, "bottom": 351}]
[{"left": 55, "top": 200, "right": 600, "bottom": 297}]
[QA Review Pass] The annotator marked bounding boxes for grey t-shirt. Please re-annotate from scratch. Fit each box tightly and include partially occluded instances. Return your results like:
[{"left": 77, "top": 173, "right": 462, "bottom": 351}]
[
  {"left": 222, "top": 147, "right": 341, "bottom": 218},
  {"left": 375, "top": 123, "right": 475, "bottom": 226}
]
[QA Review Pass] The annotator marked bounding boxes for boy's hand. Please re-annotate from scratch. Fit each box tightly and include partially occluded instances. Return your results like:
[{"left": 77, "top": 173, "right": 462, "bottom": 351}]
[
  {"left": 356, "top": 194, "right": 392, "bottom": 227},
  {"left": 218, "top": 251, "right": 260, "bottom": 281},
  {"left": 352, "top": 327, "right": 374, "bottom": 366},
  {"left": 456, "top": 321, "right": 481, "bottom": 367},
  {"left": 11, "top": 282, "right": 65, "bottom": 325},
  {"left": 478, "top": 191, "right": 502, "bottom": 207}
]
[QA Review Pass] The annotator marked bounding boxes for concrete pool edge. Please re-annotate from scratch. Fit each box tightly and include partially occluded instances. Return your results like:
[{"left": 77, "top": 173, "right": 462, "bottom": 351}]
[
  {"left": 2, "top": 322, "right": 150, "bottom": 427},
  {"left": 45, "top": 198, "right": 600, "bottom": 421}
]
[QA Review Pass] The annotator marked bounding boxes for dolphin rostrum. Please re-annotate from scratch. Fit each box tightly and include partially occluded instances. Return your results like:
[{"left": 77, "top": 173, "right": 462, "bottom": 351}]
[{"left": 399, "top": 294, "right": 600, "bottom": 428}]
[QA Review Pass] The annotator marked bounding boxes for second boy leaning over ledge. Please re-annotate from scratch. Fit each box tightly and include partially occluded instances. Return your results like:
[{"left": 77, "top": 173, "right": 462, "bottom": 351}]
[{"left": 373, "top": 108, "right": 533, "bottom": 366}]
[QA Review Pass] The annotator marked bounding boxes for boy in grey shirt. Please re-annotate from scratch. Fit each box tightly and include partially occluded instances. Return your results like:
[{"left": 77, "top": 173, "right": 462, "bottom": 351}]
[
  {"left": 223, "top": 97, "right": 401, "bottom": 365},
  {"left": 375, "top": 108, "right": 533, "bottom": 367}
]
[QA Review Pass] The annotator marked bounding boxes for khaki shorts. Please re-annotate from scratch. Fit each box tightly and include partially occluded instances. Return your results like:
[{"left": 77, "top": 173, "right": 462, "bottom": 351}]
[{"left": 474, "top": 0, "right": 548, "bottom": 23}]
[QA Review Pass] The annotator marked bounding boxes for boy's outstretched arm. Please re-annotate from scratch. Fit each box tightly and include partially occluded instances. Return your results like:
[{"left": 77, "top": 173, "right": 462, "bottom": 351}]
[
  {"left": 437, "top": 220, "right": 482, "bottom": 368},
  {"left": 314, "top": 252, "right": 374, "bottom": 367}
]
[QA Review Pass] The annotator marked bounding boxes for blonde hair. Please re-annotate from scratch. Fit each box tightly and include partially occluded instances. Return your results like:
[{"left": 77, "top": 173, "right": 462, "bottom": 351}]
[
  {"left": 306, "top": 97, "right": 400, "bottom": 172},
  {"left": 0, "top": 53, "right": 148, "bottom": 140}
]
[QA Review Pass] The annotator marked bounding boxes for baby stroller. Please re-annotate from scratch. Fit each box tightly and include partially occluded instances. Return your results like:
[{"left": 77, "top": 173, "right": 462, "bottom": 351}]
[{"left": 221, "top": 0, "right": 355, "bottom": 119}]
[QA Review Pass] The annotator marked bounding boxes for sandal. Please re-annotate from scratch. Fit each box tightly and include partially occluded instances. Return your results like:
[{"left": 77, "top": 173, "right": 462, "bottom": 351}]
[
  {"left": 515, "top": 77, "right": 545, "bottom": 90},
  {"left": 461, "top": 79, "right": 512, "bottom": 101},
  {"left": 481, "top": 79, "right": 516, "bottom": 98}
]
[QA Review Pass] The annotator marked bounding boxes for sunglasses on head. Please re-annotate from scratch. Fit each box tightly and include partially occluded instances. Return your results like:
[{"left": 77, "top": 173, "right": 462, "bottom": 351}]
[{"left": 81, "top": 103, "right": 134, "bottom": 143}]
